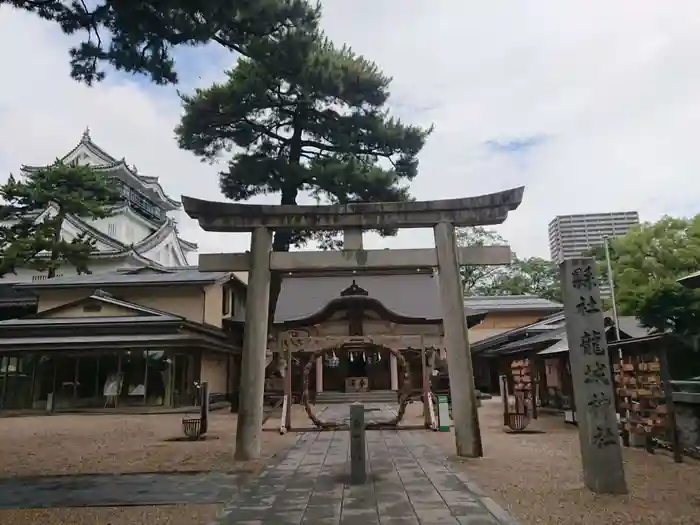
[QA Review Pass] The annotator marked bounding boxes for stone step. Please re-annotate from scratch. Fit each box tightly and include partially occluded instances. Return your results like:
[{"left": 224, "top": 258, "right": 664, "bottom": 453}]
[{"left": 316, "top": 390, "right": 398, "bottom": 405}]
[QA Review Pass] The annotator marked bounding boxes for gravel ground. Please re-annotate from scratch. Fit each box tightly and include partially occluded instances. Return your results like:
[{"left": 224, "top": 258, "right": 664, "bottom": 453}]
[
  {"left": 0, "top": 407, "right": 302, "bottom": 477},
  {"left": 0, "top": 505, "right": 220, "bottom": 525},
  {"left": 425, "top": 397, "right": 700, "bottom": 525},
  {"left": 0, "top": 406, "right": 306, "bottom": 525}
]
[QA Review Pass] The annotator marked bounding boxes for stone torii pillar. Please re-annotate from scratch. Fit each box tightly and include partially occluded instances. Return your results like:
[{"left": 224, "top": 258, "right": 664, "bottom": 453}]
[
  {"left": 435, "top": 221, "right": 483, "bottom": 457},
  {"left": 182, "top": 187, "right": 524, "bottom": 460},
  {"left": 234, "top": 227, "right": 272, "bottom": 460}
]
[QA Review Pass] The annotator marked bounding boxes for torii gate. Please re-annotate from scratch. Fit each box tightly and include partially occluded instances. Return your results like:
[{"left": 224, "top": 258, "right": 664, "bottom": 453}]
[{"left": 182, "top": 186, "right": 525, "bottom": 460}]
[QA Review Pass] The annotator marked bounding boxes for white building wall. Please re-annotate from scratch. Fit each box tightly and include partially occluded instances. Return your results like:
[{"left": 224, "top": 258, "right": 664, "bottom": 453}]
[
  {"left": 88, "top": 212, "right": 154, "bottom": 245},
  {"left": 140, "top": 231, "right": 188, "bottom": 267},
  {"left": 548, "top": 211, "right": 640, "bottom": 264}
]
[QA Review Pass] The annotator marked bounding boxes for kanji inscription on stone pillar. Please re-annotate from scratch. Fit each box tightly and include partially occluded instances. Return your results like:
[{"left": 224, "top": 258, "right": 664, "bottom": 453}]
[{"left": 560, "top": 258, "right": 627, "bottom": 494}]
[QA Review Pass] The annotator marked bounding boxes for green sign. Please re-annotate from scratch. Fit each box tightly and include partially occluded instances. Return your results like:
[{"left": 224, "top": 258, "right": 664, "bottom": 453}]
[{"left": 437, "top": 395, "right": 451, "bottom": 432}]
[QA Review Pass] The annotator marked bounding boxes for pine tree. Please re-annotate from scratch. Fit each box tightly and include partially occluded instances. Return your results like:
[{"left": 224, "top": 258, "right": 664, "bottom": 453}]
[
  {"left": 2, "top": 0, "right": 319, "bottom": 85},
  {"left": 175, "top": 35, "right": 432, "bottom": 314},
  {"left": 0, "top": 161, "right": 120, "bottom": 278}
]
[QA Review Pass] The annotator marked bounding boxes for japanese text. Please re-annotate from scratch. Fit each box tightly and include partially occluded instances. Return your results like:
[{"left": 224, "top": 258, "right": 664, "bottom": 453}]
[
  {"left": 584, "top": 362, "right": 610, "bottom": 385},
  {"left": 591, "top": 424, "right": 618, "bottom": 448},
  {"left": 580, "top": 330, "right": 604, "bottom": 356},
  {"left": 576, "top": 296, "right": 601, "bottom": 315},
  {"left": 587, "top": 391, "right": 612, "bottom": 409},
  {"left": 572, "top": 266, "right": 597, "bottom": 290}
]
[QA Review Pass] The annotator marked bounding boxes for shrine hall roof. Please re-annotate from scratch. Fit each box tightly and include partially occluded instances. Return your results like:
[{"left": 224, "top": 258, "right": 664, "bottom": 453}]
[{"left": 274, "top": 271, "right": 486, "bottom": 324}]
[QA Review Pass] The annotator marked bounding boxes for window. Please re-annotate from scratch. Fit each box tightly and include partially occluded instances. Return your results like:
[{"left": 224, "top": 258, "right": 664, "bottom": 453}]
[
  {"left": 108, "top": 223, "right": 116, "bottom": 237},
  {"left": 222, "top": 287, "right": 230, "bottom": 316},
  {"left": 83, "top": 303, "right": 102, "bottom": 313},
  {"left": 31, "top": 273, "right": 63, "bottom": 281}
]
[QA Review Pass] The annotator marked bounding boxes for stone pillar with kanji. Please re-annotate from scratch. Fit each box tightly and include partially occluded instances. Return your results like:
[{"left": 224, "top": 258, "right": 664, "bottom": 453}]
[{"left": 560, "top": 258, "right": 627, "bottom": 494}]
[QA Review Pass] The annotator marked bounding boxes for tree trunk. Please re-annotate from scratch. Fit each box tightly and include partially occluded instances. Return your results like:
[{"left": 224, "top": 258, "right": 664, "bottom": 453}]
[
  {"left": 47, "top": 214, "right": 64, "bottom": 279},
  {"left": 267, "top": 188, "right": 298, "bottom": 328},
  {"left": 267, "top": 119, "right": 304, "bottom": 329}
]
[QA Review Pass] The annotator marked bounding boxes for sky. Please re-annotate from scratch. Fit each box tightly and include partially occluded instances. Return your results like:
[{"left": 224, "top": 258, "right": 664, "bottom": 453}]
[{"left": 1, "top": 1, "right": 699, "bottom": 261}]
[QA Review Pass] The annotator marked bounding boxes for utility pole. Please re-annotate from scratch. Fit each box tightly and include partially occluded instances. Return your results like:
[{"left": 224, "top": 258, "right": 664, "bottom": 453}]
[{"left": 603, "top": 236, "right": 621, "bottom": 341}]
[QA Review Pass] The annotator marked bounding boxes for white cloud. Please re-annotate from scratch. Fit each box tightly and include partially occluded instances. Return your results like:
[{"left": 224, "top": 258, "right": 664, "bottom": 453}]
[{"left": 1, "top": 1, "right": 699, "bottom": 261}]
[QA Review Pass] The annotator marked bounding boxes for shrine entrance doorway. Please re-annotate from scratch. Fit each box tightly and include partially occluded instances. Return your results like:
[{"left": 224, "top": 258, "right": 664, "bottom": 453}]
[
  {"left": 279, "top": 332, "right": 440, "bottom": 431},
  {"left": 299, "top": 340, "right": 412, "bottom": 430},
  {"left": 322, "top": 343, "right": 392, "bottom": 393}
]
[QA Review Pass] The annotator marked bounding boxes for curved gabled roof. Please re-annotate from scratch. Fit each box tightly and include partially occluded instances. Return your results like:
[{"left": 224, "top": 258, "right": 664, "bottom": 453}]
[
  {"left": 179, "top": 237, "right": 198, "bottom": 252},
  {"left": 20, "top": 130, "right": 180, "bottom": 211},
  {"left": 64, "top": 214, "right": 128, "bottom": 252},
  {"left": 278, "top": 293, "right": 487, "bottom": 328},
  {"left": 89, "top": 162, "right": 181, "bottom": 210},
  {"left": 274, "top": 273, "right": 488, "bottom": 327},
  {"left": 132, "top": 219, "right": 176, "bottom": 252}
]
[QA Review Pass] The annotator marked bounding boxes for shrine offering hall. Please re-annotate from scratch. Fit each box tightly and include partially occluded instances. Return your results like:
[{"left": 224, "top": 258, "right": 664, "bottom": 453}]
[{"left": 269, "top": 269, "right": 487, "bottom": 401}]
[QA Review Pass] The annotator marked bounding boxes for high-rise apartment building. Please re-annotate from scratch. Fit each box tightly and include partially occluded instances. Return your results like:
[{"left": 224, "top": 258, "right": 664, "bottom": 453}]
[{"left": 548, "top": 211, "right": 640, "bottom": 264}]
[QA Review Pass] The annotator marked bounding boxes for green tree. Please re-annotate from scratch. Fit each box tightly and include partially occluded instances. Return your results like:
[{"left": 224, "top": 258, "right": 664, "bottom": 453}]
[
  {"left": 2, "top": 0, "right": 319, "bottom": 85},
  {"left": 593, "top": 215, "right": 700, "bottom": 334},
  {"left": 479, "top": 256, "right": 562, "bottom": 302},
  {"left": 176, "top": 37, "right": 431, "bottom": 314},
  {"left": 0, "top": 161, "right": 120, "bottom": 278},
  {"left": 457, "top": 227, "right": 508, "bottom": 295}
]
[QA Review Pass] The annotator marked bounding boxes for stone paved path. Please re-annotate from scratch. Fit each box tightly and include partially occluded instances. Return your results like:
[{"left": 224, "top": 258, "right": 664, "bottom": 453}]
[
  {"left": 0, "top": 471, "right": 245, "bottom": 509},
  {"left": 214, "top": 404, "right": 519, "bottom": 524}
]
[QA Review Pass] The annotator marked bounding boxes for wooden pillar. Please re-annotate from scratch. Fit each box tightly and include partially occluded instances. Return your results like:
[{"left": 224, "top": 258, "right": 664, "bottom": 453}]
[
  {"left": 434, "top": 221, "right": 483, "bottom": 458},
  {"left": 50, "top": 358, "right": 57, "bottom": 412},
  {"left": 94, "top": 356, "right": 101, "bottom": 400},
  {"left": 235, "top": 226, "right": 272, "bottom": 460},
  {"left": 29, "top": 355, "right": 37, "bottom": 410},
  {"left": 316, "top": 356, "right": 323, "bottom": 393},
  {"left": 390, "top": 354, "right": 399, "bottom": 391},
  {"left": 225, "top": 352, "right": 231, "bottom": 402},
  {"left": 73, "top": 357, "right": 80, "bottom": 400},
  {"left": 116, "top": 353, "right": 122, "bottom": 408},
  {"left": 143, "top": 351, "right": 149, "bottom": 405},
  {"left": 659, "top": 342, "right": 682, "bottom": 463},
  {"left": 0, "top": 355, "right": 9, "bottom": 410}
]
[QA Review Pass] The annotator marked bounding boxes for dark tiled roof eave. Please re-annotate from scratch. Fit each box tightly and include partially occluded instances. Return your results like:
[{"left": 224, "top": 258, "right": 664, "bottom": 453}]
[
  {"left": 471, "top": 311, "right": 566, "bottom": 354},
  {"left": 13, "top": 269, "right": 232, "bottom": 289}
]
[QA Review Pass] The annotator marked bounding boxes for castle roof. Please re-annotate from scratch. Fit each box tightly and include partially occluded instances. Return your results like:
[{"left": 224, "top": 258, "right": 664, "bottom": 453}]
[{"left": 20, "top": 129, "right": 180, "bottom": 211}]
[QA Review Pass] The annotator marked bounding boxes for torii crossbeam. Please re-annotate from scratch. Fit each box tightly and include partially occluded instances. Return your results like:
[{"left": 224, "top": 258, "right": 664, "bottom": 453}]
[{"left": 182, "top": 186, "right": 525, "bottom": 460}]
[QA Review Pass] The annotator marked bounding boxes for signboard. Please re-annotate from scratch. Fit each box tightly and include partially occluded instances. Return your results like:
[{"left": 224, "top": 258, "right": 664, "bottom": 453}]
[{"left": 437, "top": 395, "right": 452, "bottom": 432}]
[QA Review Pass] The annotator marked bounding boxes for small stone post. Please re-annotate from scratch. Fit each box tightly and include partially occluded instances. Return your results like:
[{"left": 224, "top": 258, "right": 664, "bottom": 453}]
[
  {"left": 285, "top": 343, "right": 293, "bottom": 430},
  {"left": 235, "top": 226, "right": 272, "bottom": 460},
  {"left": 200, "top": 381, "right": 210, "bottom": 435},
  {"left": 349, "top": 403, "right": 367, "bottom": 484},
  {"left": 560, "top": 258, "right": 627, "bottom": 494},
  {"left": 434, "top": 221, "right": 483, "bottom": 458}
]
